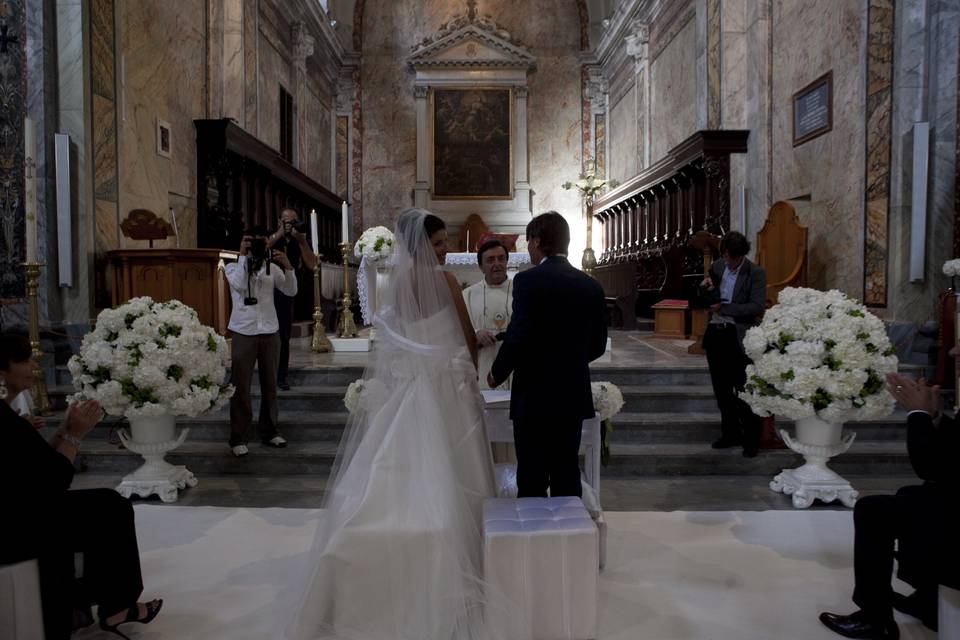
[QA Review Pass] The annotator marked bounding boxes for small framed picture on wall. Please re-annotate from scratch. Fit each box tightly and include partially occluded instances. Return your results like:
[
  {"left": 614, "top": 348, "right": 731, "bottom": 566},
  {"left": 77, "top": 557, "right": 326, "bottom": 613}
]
[
  {"left": 157, "top": 119, "right": 171, "bottom": 158},
  {"left": 792, "top": 71, "right": 832, "bottom": 146}
]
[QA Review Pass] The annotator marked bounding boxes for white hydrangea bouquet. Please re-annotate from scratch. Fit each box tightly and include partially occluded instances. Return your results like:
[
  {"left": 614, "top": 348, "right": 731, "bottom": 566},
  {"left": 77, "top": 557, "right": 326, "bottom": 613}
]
[
  {"left": 68, "top": 297, "right": 234, "bottom": 418},
  {"left": 943, "top": 258, "right": 960, "bottom": 278},
  {"left": 740, "top": 287, "right": 898, "bottom": 423},
  {"left": 354, "top": 226, "right": 394, "bottom": 261},
  {"left": 591, "top": 381, "right": 624, "bottom": 465}
]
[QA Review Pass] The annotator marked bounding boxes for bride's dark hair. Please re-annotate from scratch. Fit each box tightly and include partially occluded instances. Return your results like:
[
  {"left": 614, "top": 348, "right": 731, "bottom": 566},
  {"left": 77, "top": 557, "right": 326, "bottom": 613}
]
[{"left": 396, "top": 209, "right": 446, "bottom": 256}]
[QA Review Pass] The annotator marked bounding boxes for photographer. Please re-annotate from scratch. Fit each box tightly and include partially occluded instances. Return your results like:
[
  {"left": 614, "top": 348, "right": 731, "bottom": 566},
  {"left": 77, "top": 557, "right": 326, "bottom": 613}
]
[
  {"left": 268, "top": 209, "right": 317, "bottom": 390},
  {"left": 224, "top": 225, "right": 297, "bottom": 457}
]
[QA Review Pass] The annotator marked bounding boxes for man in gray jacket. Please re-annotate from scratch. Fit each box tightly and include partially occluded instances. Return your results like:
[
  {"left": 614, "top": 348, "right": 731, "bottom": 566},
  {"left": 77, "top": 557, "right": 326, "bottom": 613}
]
[{"left": 698, "top": 231, "right": 766, "bottom": 457}]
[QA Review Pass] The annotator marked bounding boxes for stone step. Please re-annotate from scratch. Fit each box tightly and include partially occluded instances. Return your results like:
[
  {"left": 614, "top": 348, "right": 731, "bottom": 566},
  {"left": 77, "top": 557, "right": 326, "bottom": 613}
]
[
  {"left": 602, "top": 441, "right": 911, "bottom": 476},
  {"left": 609, "top": 412, "right": 910, "bottom": 443},
  {"left": 73, "top": 439, "right": 909, "bottom": 478}
]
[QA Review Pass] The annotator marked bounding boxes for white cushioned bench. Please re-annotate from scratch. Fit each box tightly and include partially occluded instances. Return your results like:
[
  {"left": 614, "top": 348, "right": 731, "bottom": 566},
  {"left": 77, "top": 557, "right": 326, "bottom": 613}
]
[
  {"left": 483, "top": 497, "right": 598, "bottom": 640},
  {"left": 0, "top": 559, "right": 45, "bottom": 640},
  {"left": 942, "top": 585, "right": 960, "bottom": 638}
]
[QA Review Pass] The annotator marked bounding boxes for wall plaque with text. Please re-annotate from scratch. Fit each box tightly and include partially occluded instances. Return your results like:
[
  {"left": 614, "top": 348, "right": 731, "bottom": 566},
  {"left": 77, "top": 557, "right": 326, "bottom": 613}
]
[{"left": 793, "top": 71, "right": 832, "bottom": 146}]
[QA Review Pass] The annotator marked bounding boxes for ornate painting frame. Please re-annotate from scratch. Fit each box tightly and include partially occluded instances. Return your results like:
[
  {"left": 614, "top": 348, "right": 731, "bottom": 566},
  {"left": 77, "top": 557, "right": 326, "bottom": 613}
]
[{"left": 431, "top": 87, "right": 513, "bottom": 200}]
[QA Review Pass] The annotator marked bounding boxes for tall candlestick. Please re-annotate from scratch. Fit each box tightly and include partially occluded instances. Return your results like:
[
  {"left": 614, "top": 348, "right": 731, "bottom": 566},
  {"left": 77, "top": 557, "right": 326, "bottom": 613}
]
[
  {"left": 337, "top": 242, "right": 358, "bottom": 338},
  {"left": 341, "top": 201, "right": 349, "bottom": 244},
  {"left": 310, "top": 209, "right": 319, "bottom": 254},
  {"left": 311, "top": 252, "right": 332, "bottom": 353},
  {"left": 24, "top": 118, "right": 38, "bottom": 263}
]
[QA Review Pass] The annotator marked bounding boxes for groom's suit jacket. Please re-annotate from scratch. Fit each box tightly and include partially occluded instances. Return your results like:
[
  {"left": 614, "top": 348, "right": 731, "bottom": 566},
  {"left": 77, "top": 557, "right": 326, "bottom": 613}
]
[{"left": 490, "top": 255, "right": 607, "bottom": 422}]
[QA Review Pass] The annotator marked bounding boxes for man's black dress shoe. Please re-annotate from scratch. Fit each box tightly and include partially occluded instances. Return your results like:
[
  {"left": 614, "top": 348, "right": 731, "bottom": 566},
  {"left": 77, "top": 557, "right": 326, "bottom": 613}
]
[
  {"left": 278, "top": 380, "right": 291, "bottom": 391},
  {"left": 892, "top": 591, "right": 937, "bottom": 631},
  {"left": 742, "top": 446, "right": 759, "bottom": 458},
  {"left": 818, "top": 610, "right": 899, "bottom": 639},
  {"left": 711, "top": 437, "right": 742, "bottom": 449}
]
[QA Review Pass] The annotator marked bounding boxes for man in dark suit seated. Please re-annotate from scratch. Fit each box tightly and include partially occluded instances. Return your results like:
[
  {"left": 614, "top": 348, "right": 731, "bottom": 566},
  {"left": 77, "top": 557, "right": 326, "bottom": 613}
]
[
  {"left": 488, "top": 211, "right": 608, "bottom": 498},
  {"left": 819, "top": 352, "right": 959, "bottom": 639},
  {"left": 697, "top": 231, "right": 766, "bottom": 457}
]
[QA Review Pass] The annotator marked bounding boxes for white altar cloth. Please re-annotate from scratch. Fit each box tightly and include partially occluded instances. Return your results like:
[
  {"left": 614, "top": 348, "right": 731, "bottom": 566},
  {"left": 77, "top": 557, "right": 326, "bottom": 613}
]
[{"left": 482, "top": 390, "right": 602, "bottom": 504}]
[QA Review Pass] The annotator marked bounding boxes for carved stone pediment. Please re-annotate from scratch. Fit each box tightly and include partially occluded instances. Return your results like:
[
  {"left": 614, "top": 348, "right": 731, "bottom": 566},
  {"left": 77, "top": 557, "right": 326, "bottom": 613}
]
[{"left": 408, "top": 11, "right": 535, "bottom": 71}]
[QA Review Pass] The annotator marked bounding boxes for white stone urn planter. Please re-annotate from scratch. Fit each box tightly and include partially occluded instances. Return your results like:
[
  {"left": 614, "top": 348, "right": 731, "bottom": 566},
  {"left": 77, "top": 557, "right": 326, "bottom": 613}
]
[
  {"left": 115, "top": 414, "right": 196, "bottom": 503},
  {"left": 770, "top": 415, "right": 858, "bottom": 509}
]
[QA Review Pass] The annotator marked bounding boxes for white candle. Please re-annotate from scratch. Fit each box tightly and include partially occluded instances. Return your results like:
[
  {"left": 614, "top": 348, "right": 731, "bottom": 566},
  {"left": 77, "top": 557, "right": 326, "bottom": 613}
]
[
  {"left": 466, "top": 229, "right": 470, "bottom": 252},
  {"left": 24, "top": 118, "right": 38, "bottom": 263},
  {"left": 341, "top": 201, "right": 349, "bottom": 244},
  {"left": 310, "top": 209, "right": 319, "bottom": 254}
]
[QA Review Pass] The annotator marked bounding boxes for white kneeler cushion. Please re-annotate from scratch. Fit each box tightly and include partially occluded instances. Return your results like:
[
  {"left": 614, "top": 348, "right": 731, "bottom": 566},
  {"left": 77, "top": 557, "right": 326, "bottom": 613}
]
[{"left": 483, "top": 497, "right": 598, "bottom": 640}]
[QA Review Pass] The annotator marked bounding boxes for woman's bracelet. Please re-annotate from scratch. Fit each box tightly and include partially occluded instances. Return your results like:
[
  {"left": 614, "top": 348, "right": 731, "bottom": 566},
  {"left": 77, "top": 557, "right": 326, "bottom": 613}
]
[{"left": 57, "top": 430, "right": 83, "bottom": 450}]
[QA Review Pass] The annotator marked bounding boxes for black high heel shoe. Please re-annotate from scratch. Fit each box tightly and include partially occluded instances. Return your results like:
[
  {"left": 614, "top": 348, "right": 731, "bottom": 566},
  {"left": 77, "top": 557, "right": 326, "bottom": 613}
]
[{"left": 99, "top": 599, "right": 163, "bottom": 639}]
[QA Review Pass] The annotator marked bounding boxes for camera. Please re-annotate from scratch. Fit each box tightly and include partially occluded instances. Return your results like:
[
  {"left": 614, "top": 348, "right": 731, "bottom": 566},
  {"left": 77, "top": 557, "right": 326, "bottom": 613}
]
[
  {"left": 243, "top": 296, "right": 258, "bottom": 306},
  {"left": 283, "top": 220, "right": 308, "bottom": 235},
  {"left": 248, "top": 237, "right": 269, "bottom": 261}
]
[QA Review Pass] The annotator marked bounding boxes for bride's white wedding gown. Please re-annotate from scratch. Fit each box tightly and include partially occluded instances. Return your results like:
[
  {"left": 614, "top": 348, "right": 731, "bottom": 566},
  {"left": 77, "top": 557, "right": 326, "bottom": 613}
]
[{"left": 289, "top": 310, "right": 497, "bottom": 640}]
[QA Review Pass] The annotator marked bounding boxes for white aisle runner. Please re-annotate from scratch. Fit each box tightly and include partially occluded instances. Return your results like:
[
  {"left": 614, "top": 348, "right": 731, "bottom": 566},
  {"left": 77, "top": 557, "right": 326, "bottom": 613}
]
[{"left": 75, "top": 507, "right": 936, "bottom": 640}]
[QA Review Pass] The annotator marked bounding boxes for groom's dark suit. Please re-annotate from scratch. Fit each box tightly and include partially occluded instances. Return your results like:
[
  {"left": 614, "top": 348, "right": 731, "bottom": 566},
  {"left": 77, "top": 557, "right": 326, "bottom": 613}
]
[{"left": 490, "top": 255, "right": 607, "bottom": 497}]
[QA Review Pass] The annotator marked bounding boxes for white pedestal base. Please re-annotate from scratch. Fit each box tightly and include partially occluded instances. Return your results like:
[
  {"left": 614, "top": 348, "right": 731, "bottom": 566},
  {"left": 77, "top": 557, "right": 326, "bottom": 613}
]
[
  {"left": 770, "top": 465, "right": 859, "bottom": 509},
  {"left": 116, "top": 464, "right": 198, "bottom": 503},
  {"left": 770, "top": 416, "right": 858, "bottom": 509},
  {"left": 330, "top": 337, "right": 371, "bottom": 352}
]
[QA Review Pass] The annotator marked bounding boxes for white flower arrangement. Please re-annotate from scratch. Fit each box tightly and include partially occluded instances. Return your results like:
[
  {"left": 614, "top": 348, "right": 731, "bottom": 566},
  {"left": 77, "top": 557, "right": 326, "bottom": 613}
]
[
  {"left": 591, "top": 381, "right": 624, "bottom": 466},
  {"left": 67, "top": 297, "right": 234, "bottom": 419},
  {"left": 355, "top": 226, "right": 394, "bottom": 261},
  {"left": 515, "top": 237, "right": 529, "bottom": 253},
  {"left": 943, "top": 259, "right": 960, "bottom": 277},
  {"left": 343, "top": 378, "right": 388, "bottom": 414},
  {"left": 739, "top": 287, "right": 898, "bottom": 423}
]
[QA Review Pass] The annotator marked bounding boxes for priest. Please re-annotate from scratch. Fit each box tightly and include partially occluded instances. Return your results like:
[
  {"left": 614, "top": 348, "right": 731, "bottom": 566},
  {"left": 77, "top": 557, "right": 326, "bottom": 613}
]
[{"left": 463, "top": 239, "right": 513, "bottom": 389}]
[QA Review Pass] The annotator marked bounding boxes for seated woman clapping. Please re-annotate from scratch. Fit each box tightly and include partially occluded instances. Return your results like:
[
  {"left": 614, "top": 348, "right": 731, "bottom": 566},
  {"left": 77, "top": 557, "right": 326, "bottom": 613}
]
[{"left": 0, "top": 332, "right": 162, "bottom": 640}]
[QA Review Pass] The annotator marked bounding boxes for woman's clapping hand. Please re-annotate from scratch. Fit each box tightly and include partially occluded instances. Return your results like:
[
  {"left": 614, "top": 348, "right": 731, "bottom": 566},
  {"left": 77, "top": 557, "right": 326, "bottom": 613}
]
[{"left": 62, "top": 399, "right": 103, "bottom": 438}]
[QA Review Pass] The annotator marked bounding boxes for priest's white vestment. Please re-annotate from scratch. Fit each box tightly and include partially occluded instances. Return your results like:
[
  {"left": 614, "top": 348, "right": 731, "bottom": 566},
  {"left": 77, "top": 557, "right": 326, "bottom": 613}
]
[{"left": 462, "top": 278, "right": 514, "bottom": 389}]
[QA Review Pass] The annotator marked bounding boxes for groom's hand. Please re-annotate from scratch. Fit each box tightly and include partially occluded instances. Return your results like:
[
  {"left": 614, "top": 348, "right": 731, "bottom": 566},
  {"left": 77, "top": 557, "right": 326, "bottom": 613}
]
[
  {"left": 476, "top": 330, "right": 497, "bottom": 348},
  {"left": 487, "top": 372, "right": 498, "bottom": 388}
]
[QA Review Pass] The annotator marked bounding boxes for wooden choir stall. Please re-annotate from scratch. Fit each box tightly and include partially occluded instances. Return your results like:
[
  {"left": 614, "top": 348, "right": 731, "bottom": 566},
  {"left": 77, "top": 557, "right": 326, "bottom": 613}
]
[{"left": 591, "top": 130, "right": 749, "bottom": 332}]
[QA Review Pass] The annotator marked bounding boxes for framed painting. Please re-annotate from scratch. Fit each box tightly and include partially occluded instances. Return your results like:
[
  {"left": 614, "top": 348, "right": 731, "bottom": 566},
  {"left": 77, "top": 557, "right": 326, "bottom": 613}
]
[{"left": 432, "top": 87, "right": 512, "bottom": 199}]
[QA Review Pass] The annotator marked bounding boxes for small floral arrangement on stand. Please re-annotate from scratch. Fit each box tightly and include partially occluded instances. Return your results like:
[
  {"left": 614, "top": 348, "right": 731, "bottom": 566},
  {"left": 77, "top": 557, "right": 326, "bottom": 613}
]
[
  {"left": 591, "top": 381, "right": 624, "bottom": 465},
  {"left": 740, "top": 287, "right": 898, "bottom": 423},
  {"left": 943, "top": 258, "right": 960, "bottom": 283},
  {"left": 68, "top": 297, "right": 233, "bottom": 418},
  {"left": 354, "top": 226, "right": 395, "bottom": 262}
]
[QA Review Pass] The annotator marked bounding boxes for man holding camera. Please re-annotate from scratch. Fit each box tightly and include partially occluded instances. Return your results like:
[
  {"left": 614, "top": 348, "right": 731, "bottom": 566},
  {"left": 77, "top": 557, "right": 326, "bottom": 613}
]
[
  {"left": 224, "top": 225, "right": 298, "bottom": 457},
  {"left": 462, "top": 239, "right": 513, "bottom": 390},
  {"left": 268, "top": 209, "right": 317, "bottom": 391}
]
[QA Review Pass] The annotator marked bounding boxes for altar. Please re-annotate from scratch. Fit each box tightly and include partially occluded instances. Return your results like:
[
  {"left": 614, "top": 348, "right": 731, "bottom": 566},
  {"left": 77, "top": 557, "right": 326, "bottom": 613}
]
[{"left": 358, "top": 252, "right": 533, "bottom": 325}]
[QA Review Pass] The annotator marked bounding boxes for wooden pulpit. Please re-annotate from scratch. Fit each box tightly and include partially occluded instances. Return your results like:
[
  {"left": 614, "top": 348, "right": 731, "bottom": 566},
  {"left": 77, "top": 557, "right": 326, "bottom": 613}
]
[{"left": 107, "top": 249, "right": 239, "bottom": 335}]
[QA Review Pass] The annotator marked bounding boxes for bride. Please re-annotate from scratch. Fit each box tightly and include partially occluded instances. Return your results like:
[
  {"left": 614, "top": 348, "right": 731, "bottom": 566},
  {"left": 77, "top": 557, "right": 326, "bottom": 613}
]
[{"left": 289, "top": 209, "right": 498, "bottom": 640}]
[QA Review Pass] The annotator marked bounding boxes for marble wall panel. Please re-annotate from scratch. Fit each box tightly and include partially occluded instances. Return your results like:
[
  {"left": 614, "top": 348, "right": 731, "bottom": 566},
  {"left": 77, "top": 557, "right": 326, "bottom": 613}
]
[
  {"left": 862, "top": 0, "right": 895, "bottom": 306},
  {"left": 116, "top": 0, "right": 205, "bottom": 248},
  {"left": 335, "top": 115, "right": 349, "bottom": 199},
  {"left": 243, "top": 0, "right": 258, "bottom": 133},
  {"left": 649, "top": 17, "right": 697, "bottom": 162},
  {"left": 257, "top": 33, "right": 289, "bottom": 153},
  {"left": 721, "top": 0, "right": 747, "bottom": 129},
  {"left": 359, "top": 0, "right": 585, "bottom": 255},
  {"left": 595, "top": 113, "right": 606, "bottom": 177},
  {"left": 0, "top": 0, "right": 26, "bottom": 299},
  {"left": 706, "top": 0, "right": 721, "bottom": 128},
  {"left": 91, "top": 93, "right": 117, "bottom": 200},
  {"left": 768, "top": 0, "right": 867, "bottom": 299},
  {"left": 222, "top": 0, "right": 244, "bottom": 123},
  {"left": 608, "top": 83, "right": 637, "bottom": 182},
  {"left": 303, "top": 89, "right": 333, "bottom": 188}
]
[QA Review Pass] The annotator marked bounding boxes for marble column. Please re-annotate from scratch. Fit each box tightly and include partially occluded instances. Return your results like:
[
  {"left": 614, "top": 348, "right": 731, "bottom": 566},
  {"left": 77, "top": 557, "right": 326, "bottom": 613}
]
[
  {"left": 413, "top": 84, "right": 429, "bottom": 208},
  {"left": 513, "top": 86, "right": 531, "bottom": 214},
  {"left": 222, "top": 0, "right": 243, "bottom": 123},
  {"left": 292, "top": 21, "right": 314, "bottom": 173}
]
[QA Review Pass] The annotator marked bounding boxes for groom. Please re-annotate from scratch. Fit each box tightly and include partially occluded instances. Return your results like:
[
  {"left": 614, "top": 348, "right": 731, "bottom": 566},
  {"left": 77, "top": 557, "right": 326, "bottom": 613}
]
[{"left": 487, "top": 212, "right": 607, "bottom": 498}]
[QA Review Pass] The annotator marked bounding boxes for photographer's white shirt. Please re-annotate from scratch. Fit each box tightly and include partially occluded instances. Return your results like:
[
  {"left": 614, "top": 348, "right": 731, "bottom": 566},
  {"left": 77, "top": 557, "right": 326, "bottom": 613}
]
[{"left": 225, "top": 256, "right": 298, "bottom": 335}]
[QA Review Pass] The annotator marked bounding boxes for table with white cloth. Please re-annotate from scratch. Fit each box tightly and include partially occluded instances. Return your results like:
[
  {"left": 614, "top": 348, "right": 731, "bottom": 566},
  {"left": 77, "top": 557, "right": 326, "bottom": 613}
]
[
  {"left": 481, "top": 390, "right": 602, "bottom": 511},
  {"left": 357, "top": 253, "right": 533, "bottom": 326}
]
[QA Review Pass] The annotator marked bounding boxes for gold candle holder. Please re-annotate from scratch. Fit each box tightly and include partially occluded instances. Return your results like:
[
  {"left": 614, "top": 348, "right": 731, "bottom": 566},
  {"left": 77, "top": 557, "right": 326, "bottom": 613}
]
[
  {"left": 336, "top": 242, "right": 358, "bottom": 338},
  {"left": 22, "top": 262, "right": 51, "bottom": 415},
  {"left": 311, "top": 253, "right": 332, "bottom": 352}
]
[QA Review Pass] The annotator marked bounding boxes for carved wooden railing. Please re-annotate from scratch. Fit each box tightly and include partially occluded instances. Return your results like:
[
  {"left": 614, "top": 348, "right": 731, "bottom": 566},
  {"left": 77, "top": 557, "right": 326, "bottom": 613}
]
[
  {"left": 195, "top": 119, "right": 343, "bottom": 259},
  {"left": 592, "top": 130, "right": 749, "bottom": 327}
]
